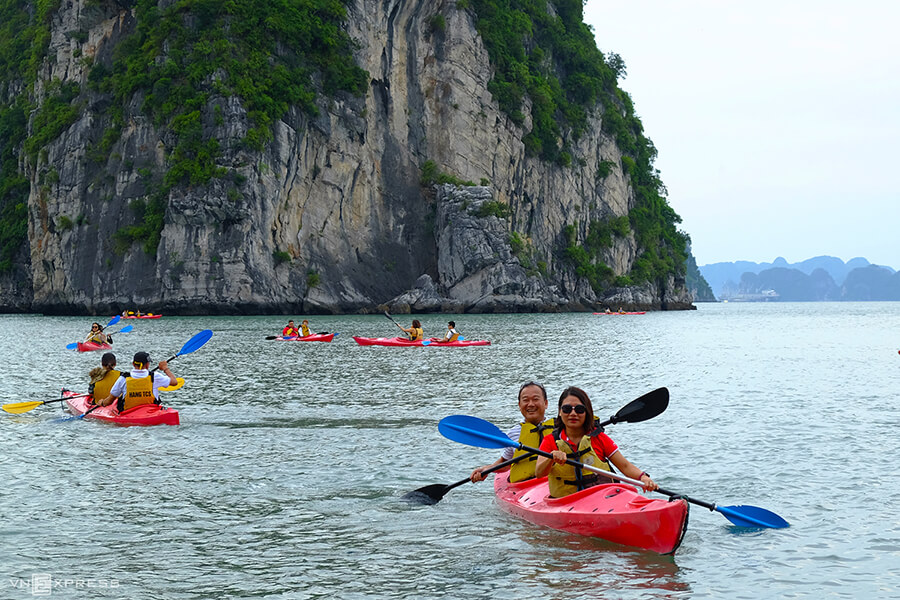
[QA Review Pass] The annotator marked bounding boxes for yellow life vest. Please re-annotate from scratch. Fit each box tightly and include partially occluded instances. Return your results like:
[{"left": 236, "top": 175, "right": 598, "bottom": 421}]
[
  {"left": 408, "top": 327, "right": 423, "bottom": 341},
  {"left": 547, "top": 431, "right": 613, "bottom": 498},
  {"left": 447, "top": 330, "right": 459, "bottom": 342},
  {"left": 509, "top": 418, "right": 556, "bottom": 482},
  {"left": 301, "top": 324, "right": 310, "bottom": 337},
  {"left": 89, "top": 369, "right": 121, "bottom": 404},
  {"left": 87, "top": 333, "right": 107, "bottom": 344},
  {"left": 120, "top": 374, "right": 156, "bottom": 412}
]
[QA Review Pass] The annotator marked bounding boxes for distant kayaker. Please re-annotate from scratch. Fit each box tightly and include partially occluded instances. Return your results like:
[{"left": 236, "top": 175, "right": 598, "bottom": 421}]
[
  {"left": 300, "top": 319, "right": 311, "bottom": 337},
  {"left": 88, "top": 353, "right": 119, "bottom": 405},
  {"left": 535, "top": 386, "right": 658, "bottom": 497},
  {"left": 431, "top": 321, "right": 460, "bottom": 344},
  {"left": 397, "top": 319, "right": 423, "bottom": 342},
  {"left": 470, "top": 381, "right": 555, "bottom": 483},
  {"left": 85, "top": 323, "right": 111, "bottom": 345},
  {"left": 95, "top": 351, "right": 177, "bottom": 412},
  {"left": 282, "top": 320, "right": 300, "bottom": 337}
]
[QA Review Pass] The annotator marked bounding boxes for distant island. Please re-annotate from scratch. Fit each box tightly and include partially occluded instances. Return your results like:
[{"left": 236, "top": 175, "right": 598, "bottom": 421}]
[{"left": 698, "top": 256, "right": 900, "bottom": 301}]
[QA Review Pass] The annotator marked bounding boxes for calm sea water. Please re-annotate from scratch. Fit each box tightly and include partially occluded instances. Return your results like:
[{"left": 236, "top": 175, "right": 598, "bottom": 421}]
[{"left": 1, "top": 303, "right": 899, "bottom": 599}]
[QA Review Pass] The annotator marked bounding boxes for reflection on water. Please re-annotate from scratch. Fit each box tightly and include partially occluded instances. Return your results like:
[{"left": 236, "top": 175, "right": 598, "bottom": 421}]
[{"left": 2, "top": 304, "right": 900, "bottom": 598}]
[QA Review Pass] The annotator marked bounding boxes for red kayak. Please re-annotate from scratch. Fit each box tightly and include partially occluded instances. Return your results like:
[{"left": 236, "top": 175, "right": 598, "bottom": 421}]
[
  {"left": 593, "top": 311, "right": 647, "bottom": 315},
  {"left": 76, "top": 341, "right": 112, "bottom": 352},
  {"left": 122, "top": 314, "right": 162, "bottom": 319},
  {"left": 62, "top": 390, "right": 179, "bottom": 426},
  {"left": 493, "top": 471, "right": 688, "bottom": 554},
  {"left": 352, "top": 336, "right": 490, "bottom": 347},
  {"left": 274, "top": 333, "right": 337, "bottom": 342}
]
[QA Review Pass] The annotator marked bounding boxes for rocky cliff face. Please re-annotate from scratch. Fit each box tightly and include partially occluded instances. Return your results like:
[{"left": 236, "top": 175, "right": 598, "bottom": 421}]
[{"left": 6, "top": 0, "right": 694, "bottom": 314}]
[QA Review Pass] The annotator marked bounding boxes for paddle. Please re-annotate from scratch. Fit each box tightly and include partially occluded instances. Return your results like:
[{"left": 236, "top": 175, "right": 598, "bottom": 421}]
[
  {"left": 2, "top": 393, "right": 91, "bottom": 415},
  {"left": 404, "top": 387, "right": 670, "bottom": 504},
  {"left": 66, "top": 315, "right": 122, "bottom": 350},
  {"left": 158, "top": 377, "right": 186, "bottom": 391},
  {"left": 384, "top": 311, "right": 430, "bottom": 345},
  {"left": 72, "top": 330, "right": 213, "bottom": 421},
  {"left": 107, "top": 324, "right": 134, "bottom": 335},
  {"left": 438, "top": 414, "right": 789, "bottom": 529}
]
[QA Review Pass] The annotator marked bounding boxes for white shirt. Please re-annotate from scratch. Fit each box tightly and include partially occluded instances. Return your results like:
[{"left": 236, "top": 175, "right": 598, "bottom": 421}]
[
  {"left": 443, "top": 327, "right": 459, "bottom": 340},
  {"left": 500, "top": 424, "right": 522, "bottom": 460},
  {"left": 109, "top": 369, "right": 173, "bottom": 400}
]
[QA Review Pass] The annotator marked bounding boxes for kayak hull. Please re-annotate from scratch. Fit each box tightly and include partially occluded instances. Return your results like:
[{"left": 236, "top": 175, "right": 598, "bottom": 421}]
[
  {"left": 352, "top": 336, "right": 490, "bottom": 347},
  {"left": 493, "top": 471, "right": 688, "bottom": 554},
  {"left": 274, "top": 333, "right": 336, "bottom": 342},
  {"left": 63, "top": 390, "right": 180, "bottom": 426},
  {"left": 76, "top": 341, "right": 112, "bottom": 352},
  {"left": 122, "top": 314, "right": 162, "bottom": 319}
]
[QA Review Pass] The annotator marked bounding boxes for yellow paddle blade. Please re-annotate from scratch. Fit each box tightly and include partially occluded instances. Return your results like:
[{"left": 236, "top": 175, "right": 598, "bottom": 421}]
[
  {"left": 159, "top": 377, "right": 185, "bottom": 392},
  {"left": 2, "top": 401, "right": 45, "bottom": 414}
]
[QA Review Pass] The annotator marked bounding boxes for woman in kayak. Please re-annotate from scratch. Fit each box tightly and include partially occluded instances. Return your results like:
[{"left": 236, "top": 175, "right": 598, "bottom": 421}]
[
  {"left": 85, "top": 322, "right": 111, "bottom": 345},
  {"left": 300, "top": 319, "right": 311, "bottom": 337},
  {"left": 397, "top": 319, "right": 423, "bottom": 341},
  {"left": 470, "top": 381, "right": 555, "bottom": 483},
  {"left": 535, "top": 386, "right": 658, "bottom": 498},
  {"left": 88, "top": 353, "right": 119, "bottom": 405}
]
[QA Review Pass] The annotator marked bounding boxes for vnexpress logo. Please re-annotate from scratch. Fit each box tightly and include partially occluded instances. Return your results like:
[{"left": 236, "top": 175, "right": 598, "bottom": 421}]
[{"left": 6, "top": 573, "right": 120, "bottom": 595}]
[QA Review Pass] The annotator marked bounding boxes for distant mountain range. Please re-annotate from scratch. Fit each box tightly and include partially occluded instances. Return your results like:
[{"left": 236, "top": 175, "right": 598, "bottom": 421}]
[{"left": 698, "top": 256, "right": 899, "bottom": 301}]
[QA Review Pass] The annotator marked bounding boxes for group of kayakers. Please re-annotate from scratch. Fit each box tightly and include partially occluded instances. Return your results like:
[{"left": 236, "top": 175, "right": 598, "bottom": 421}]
[
  {"left": 276, "top": 318, "right": 462, "bottom": 343},
  {"left": 469, "top": 381, "right": 658, "bottom": 498}
]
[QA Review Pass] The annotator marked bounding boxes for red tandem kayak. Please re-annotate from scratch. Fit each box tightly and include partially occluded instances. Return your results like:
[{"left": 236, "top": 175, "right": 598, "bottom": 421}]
[
  {"left": 274, "top": 333, "right": 337, "bottom": 342},
  {"left": 122, "top": 314, "right": 162, "bottom": 319},
  {"left": 493, "top": 471, "right": 688, "bottom": 554},
  {"left": 62, "top": 390, "right": 180, "bottom": 426},
  {"left": 352, "top": 336, "right": 490, "bottom": 347},
  {"left": 76, "top": 341, "right": 112, "bottom": 352},
  {"left": 593, "top": 311, "right": 647, "bottom": 315}
]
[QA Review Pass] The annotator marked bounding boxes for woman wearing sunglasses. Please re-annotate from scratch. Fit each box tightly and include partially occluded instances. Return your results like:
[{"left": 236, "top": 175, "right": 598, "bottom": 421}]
[
  {"left": 535, "top": 386, "right": 658, "bottom": 498},
  {"left": 85, "top": 322, "right": 111, "bottom": 345}
]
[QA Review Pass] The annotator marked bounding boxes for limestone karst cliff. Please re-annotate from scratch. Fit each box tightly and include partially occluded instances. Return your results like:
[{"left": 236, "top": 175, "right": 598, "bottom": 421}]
[{"left": 0, "top": 0, "right": 696, "bottom": 314}]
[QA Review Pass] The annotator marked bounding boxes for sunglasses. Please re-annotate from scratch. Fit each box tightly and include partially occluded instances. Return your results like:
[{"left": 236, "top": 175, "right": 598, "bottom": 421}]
[{"left": 561, "top": 404, "right": 586, "bottom": 414}]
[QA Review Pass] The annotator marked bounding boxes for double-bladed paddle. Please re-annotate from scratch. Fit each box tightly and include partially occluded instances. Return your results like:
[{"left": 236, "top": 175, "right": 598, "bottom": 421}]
[
  {"left": 403, "top": 387, "right": 670, "bottom": 504},
  {"left": 383, "top": 311, "right": 431, "bottom": 345},
  {"left": 68, "top": 329, "right": 213, "bottom": 421},
  {"left": 2, "top": 393, "right": 91, "bottom": 415},
  {"left": 438, "top": 414, "right": 789, "bottom": 529},
  {"left": 65, "top": 315, "right": 122, "bottom": 350}
]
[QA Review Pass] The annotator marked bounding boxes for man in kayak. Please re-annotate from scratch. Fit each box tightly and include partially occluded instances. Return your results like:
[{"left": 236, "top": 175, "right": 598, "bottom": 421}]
[
  {"left": 535, "top": 386, "right": 658, "bottom": 497},
  {"left": 88, "top": 353, "right": 119, "bottom": 405},
  {"left": 469, "top": 381, "right": 556, "bottom": 483},
  {"left": 282, "top": 320, "right": 300, "bottom": 337},
  {"left": 95, "top": 351, "right": 177, "bottom": 412},
  {"left": 397, "top": 319, "right": 423, "bottom": 341},
  {"left": 85, "top": 322, "right": 111, "bottom": 345},
  {"left": 432, "top": 321, "right": 460, "bottom": 344}
]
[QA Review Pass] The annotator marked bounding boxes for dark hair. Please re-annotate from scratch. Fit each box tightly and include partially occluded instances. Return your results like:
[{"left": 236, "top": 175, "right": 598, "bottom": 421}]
[
  {"left": 448, "top": 321, "right": 455, "bottom": 328},
  {"left": 101, "top": 353, "right": 116, "bottom": 368},
  {"left": 133, "top": 351, "right": 151, "bottom": 366},
  {"left": 518, "top": 381, "right": 547, "bottom": 402},
  {"left": 288, "top": 320, "right": 294, "bottom": 323},
  {"left": 92, "top": 322, "right": 102, "bottom": 330},
  {"left": 412, "top": 319, "right": 421, "bottom": 328},
  {"left": 556, "top": 386, "right": 595, "bottom": 435}
]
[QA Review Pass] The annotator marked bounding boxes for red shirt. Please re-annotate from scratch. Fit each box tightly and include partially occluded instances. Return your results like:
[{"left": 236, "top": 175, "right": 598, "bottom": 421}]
[
  {"left": 539, "top": 429, "right": 619, "bottom": 460},
  {"left": 282, "top": 326, "right": 299, "bottom": 336}
]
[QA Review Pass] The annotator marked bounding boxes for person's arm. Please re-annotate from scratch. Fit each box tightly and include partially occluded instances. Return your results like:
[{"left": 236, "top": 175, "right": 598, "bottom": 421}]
[
  {"left": 608, "top": 451, "right": 657, "bottom": 491},
  {"left": 156, "top": 360, "right": 176, "bottom": 387},
  {"left": 97, "top": 377, "right": 125, "bottom": 407},
  {"left": 470, "top": 456, "right": 509, "bottom": 482},
  {"left": 534, "top": 435, "right": 566, "bottom": 478}
]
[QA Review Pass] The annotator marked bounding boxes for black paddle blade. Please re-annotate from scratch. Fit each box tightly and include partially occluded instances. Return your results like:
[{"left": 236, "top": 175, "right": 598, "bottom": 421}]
[
  {"left": 401, "top": 484, "right": 448, "bottom": 505},
  {"left": 612, "top": 387, "right": 669, "bottom": 424}
]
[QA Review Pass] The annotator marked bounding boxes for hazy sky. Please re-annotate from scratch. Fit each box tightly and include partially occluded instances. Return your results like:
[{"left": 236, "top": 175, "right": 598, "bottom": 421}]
[{"left": 583, "top": 1, "right": 900, "bottom": 268}]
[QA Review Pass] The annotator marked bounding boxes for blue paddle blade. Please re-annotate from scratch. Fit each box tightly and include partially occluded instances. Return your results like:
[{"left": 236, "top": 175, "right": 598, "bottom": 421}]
[
  {"left": 119, "top": 325, "right": 133, "bottom": 333},
  {"left": 438, "top": 415, "right": 517, "bottom": 450},
  {"left": 66, "top": 342, "right": 78, "bottom": 350},
  {"left": 333, "top": 332, "right": 340, "bottom": 338},
  {"left": 457, "top": 336, "right": 465, "bottom": 341},
  {"left": 106, "top": 315, "right": 121, "bottom": 327},
  {"left": 178, "top": 329, "right": 213, "bottom": 356},
  {"left": 421, "top": 340, "right": 431, "bottom": 345},
  {"left": 717, "top": 504, "right": 790, "bottom": 528}
]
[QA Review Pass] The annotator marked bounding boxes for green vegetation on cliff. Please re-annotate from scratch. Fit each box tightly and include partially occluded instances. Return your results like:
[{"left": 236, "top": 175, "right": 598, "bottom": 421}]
[{"left": 469, "top": 0, "right": 689, "bottom": 290}]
